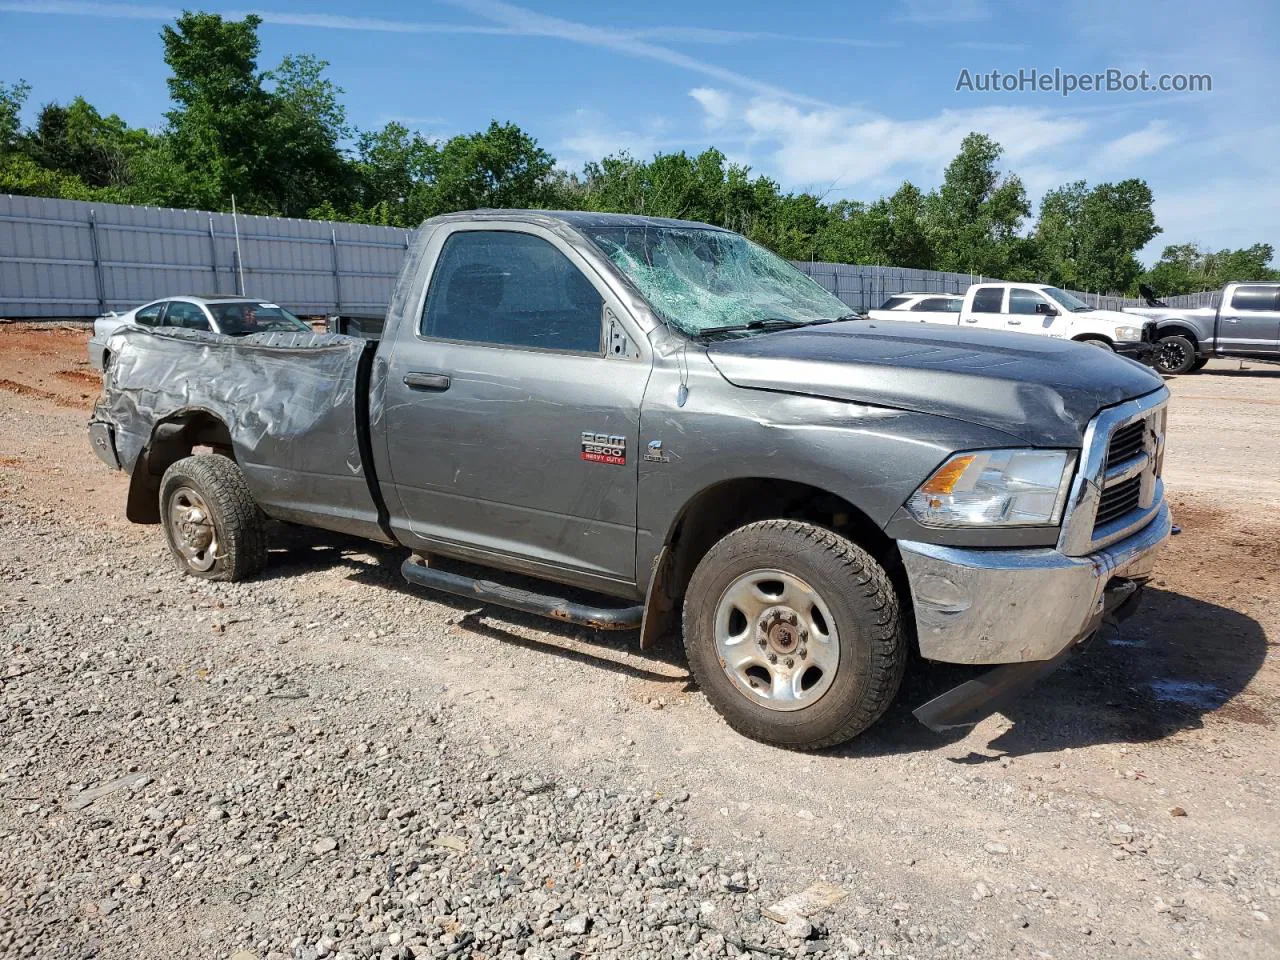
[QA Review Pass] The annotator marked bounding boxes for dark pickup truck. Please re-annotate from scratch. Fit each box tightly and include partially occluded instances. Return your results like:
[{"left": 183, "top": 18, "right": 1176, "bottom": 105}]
[
  {"left": 89, "top": 210, "right": 1172, "bottom": 749},
  {"left": 1125, "top": 281, "right": 1280, "bottom": 375}
]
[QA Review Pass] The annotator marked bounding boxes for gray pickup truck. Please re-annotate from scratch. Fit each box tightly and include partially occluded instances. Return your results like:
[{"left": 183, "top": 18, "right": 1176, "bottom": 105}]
[
  {"left": 1126, "top": 281, "right": 1280, "bottom": 375},
  {"left": 89, "top": 210, "right": 1172, "bottom": 749}
]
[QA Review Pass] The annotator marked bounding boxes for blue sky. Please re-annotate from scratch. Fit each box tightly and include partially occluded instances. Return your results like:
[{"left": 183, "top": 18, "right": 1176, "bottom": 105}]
[{"left": 2, "top": 0, "right": 1275, "bottom": 264}]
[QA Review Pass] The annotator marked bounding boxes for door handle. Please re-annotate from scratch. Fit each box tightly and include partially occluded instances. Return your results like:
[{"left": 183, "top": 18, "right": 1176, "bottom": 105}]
[
  {"left": 964, "top": 318, "right": 978, "bottom": 323},
  {"left": 1008, "top": 319, "right": 1022, "bottom": 325},
  {"left": 1223, "top": 317, "right": 1240, "bottom": 323},
  {"left": 404, "top": 372, "right": 451, "bottom": 391}
]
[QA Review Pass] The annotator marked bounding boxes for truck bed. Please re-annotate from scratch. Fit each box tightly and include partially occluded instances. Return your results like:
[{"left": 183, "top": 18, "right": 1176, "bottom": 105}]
[{"left": 92, "top": 326, "right": 387, "bottom": 540}]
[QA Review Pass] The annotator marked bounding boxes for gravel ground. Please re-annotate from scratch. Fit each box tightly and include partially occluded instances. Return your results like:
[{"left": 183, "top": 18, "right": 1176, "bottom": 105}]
[
  {"left": 0, "top": 505, "right": 938, "bottom": 960},
  {"left": 2, "top": 327, "right": 1279, "bottom": 960}
]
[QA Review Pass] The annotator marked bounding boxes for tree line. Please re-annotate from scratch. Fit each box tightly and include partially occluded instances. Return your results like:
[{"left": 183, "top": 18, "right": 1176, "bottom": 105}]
[{"left": 1, "top": 11, "right": 1274, "bottom": 297}]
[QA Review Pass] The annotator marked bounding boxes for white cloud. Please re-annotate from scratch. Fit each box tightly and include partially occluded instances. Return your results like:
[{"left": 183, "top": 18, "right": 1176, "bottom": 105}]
[
  {"left": 694, "top": 89, "right": 1088, "bottom": 193},
  {"left": 1094, "top": 120, "right": 1177, "bottom": 169},
  {"left": 442, "top": 0, "right": 831, "bottom": 106},
  {"left": 689, "top": 88, "right": 733, "bottom": 130},
  {"left": 554, "top": 110, "right": 690, "bottom": 172}
]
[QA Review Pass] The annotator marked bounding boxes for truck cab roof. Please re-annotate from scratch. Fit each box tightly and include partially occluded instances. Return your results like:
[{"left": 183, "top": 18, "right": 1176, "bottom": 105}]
[{"left": 423, "top": 209, "right": 729, "bottom": 233}]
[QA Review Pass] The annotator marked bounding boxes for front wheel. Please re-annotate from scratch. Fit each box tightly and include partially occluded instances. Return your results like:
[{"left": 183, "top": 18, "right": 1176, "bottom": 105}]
[
  {"left": 159, "top": 454, "right": 268, "bottom": 581},
  {"left": 1155, "top": 335, "right": 1198, "bottom": 375},
  {"left": 682, "top": 520, "right": 907, "bottom": 749}
]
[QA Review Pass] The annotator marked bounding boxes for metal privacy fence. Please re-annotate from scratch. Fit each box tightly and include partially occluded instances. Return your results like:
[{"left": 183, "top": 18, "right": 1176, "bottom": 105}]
[
  {"left": 791, "top": 262, "right": 988, "bottom": 313},
  {"left": 1, "top": 193, "right": 1218, "bottom": 319},
  {"left": 0, "top": 194, "right": 411, "bottom": 318}
]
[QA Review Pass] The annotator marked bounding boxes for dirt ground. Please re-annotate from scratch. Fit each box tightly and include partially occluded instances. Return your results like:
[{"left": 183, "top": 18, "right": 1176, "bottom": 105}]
[{"left": 2, "top": 324, "right": 1278, "bottom": 959}]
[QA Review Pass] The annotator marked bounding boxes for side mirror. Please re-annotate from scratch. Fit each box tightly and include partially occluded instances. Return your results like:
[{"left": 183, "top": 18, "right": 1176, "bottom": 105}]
[{"left": 1035, "top": 302, "right": 1059, "bottom": 316}]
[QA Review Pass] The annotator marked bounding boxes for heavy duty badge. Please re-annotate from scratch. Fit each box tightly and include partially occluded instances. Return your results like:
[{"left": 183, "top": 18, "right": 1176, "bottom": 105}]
[{"left": 581, "top": 432, "right": 626, "bottom": 465}]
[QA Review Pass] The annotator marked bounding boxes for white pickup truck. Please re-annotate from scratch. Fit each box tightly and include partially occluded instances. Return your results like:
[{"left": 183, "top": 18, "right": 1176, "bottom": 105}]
[{"left": 952, "top": 283, "right": 1157, "bottom": 361}]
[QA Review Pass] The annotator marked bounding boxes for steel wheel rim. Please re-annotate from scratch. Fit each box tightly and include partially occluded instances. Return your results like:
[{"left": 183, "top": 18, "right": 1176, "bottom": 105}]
[
  {"left": 712, "top": 569, "right": 840, "bottom": 712},
  {"left": 169, "top": 486, "right": 218, "bottom": 572},
  {"left": 1159, "top": 340, "right": 1187, "bottom": 372}
]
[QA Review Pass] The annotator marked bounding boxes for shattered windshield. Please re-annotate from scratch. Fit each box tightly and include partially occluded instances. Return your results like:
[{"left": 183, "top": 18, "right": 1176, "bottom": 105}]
[{"left": 585, "top": 226, "right": 851, "bottom": 336}]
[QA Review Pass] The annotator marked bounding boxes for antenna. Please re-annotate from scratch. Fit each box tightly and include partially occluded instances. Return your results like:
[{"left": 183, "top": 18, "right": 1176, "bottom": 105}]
[{"left": 231, "top": 194, "right": 246, "bottom": 295}]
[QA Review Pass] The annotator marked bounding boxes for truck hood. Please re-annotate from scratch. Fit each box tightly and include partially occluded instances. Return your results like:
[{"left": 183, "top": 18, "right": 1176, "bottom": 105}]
[
  {"left": 1122, "top": 305, "right": 1215, "bottom": 320},
  {"left": 705, "top": 319, "right": 1164, "bottom": 446},
  {"left": 1076, "top": 307, "right": 1144, "bottom": 325}
]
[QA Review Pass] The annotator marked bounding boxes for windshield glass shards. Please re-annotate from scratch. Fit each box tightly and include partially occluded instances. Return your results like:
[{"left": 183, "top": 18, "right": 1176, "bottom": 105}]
[{"left": 585, "top": 226, "right": 852, "bottom": 337}]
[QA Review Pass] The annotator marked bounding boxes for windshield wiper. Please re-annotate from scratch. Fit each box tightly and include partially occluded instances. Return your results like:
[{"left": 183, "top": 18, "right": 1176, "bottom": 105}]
[
  {"left": 694, "top": 316, "right": 853, "bottom": 338},
  {"left": 694, "top": 317, "right": 810, "bottom": 337}
]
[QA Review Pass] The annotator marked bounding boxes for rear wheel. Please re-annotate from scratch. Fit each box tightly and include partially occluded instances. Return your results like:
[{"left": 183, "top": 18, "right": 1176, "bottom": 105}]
[
  {"left": 159, "top": 454, "right": 268, "bottom": 581},
  {"left": 1155, "top": 335, "right": 1198, "bottom": 375},
  {"left": 682, "top": 520, "right": 906, "bottom": 750}
]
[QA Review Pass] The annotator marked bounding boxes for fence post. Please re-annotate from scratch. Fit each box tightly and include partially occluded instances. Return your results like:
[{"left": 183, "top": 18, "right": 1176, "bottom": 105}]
[
  {"left": 207, "top": 217, "right": 219, "bottom": 290},
  {"left": 86, "top": 209, "right": 106, "bottom": 315},
  {"left": 330, "top": 229, "right": 342, "bottom": 315},
  {"left": 231, "top": 248, "right": 243, "bottom": 296}
]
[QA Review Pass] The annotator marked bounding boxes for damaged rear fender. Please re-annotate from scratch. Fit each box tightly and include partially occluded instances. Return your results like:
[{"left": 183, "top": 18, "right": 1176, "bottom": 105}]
[{"left": 125, "top": 407, "right": 236, "bottom": 523}]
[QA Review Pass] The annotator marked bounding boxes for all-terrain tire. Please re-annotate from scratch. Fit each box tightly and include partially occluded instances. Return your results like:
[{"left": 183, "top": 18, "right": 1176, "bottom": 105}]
[
  {"left": 159, "top": 454, "right": 268, "bottom": 581},
  {"left": 1190, "top": 356, "right": 1210, "bottom": 372},
  {"left": 682, "top": 520, "right": 906, "bottom": 750},
  {"left": 1155, "top": 334, "right": 1198, "bottom": 375}
]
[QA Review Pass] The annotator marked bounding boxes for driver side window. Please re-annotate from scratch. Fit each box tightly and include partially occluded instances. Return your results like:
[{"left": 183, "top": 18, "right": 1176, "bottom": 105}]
[
  {"left": 422, "top": 230, "right": 604, "bottom": 354},
  {"left": 1009, "top": 288, "right": 1050, "bottom": 315}
]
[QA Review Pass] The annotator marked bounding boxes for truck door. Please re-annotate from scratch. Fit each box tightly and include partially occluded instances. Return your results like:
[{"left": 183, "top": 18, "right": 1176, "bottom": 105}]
[
  {"left": 381, "top": 225, "right": 650, "bottom": 586},
  {"left": 964, "top": 285, "right": 1006, "bottom": 330},
  {"left": 1218, "top": 285, "right": 1280, "bottom": 356},
  {"left": 1006, "top": 287, "right": 1059, "bottom": 338}
]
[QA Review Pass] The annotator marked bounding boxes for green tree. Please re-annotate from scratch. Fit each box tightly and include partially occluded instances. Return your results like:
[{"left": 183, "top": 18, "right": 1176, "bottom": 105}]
[
  {"left": 331, "top": 121, "right": 439, "bottom": 226},
  {"left": 1139, "top": 242, "right": 1279, "bottom": 296},
  {"left": 862, "top": 182, "right": 934, "bottom": 268},
  {"left": 0, "top": 79, "right": 29, "bottom": 153},
  {"left": 429, "top": 121, "right": 556, "bottom": 214},
  {"left": 1034, "top": 180, "right": 1087, "bottom": 288},
  {"left": 1077, "top": 180, "right": 1159, "bottom": 293},
  {"left": 153, "top": 11, "right": 270, "bottom": 210},
  {"left": 924, "top": 133, "right": 1032, "bottom": 277},
  {"left": 22, "top": 97, "right": 155, "bottom": 190},
  {"left": 263, "top": 54, "right": 351, "bottom": 217}
]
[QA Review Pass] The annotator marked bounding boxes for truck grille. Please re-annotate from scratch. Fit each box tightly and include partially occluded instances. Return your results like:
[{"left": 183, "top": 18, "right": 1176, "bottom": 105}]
[
  {"left": 1059, "top": 390, "right": 1168, "bottom": 557},
  {"left": 1095, "top": 475, "right": 1142, "bottom": 526},
  {"left": 1092, "top": 409, "right": 1164, "bottom": 539},
  {"left": 1107, "top": 420, "right": 1147, "bottom": 466}
]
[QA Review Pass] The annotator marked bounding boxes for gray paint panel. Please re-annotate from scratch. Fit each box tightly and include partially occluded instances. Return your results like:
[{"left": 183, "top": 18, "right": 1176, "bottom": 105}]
[{"left": 96, "top": 326, "right": 383, "bottom": 540}]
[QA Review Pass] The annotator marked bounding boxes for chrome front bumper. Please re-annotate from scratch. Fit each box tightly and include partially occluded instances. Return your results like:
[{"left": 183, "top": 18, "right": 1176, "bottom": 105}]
[{"left": 899, "top": 502, "right": 1171, "bottom": 665}]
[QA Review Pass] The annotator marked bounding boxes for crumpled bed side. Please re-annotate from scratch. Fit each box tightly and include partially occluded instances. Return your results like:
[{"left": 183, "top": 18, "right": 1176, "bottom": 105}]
[{"left": 96, "top": 326, "right": 381, "bottom": 535}]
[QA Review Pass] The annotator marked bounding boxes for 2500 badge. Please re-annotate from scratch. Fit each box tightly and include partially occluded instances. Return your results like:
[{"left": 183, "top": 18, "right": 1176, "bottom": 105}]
[{"left": 581, "top": 432, "right": 626, "bottom": 465}]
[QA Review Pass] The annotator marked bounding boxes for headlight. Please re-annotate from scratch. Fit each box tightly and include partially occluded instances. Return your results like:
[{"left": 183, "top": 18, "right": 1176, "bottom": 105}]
[
  {"left": 1114, "top": 326, "right": 1141, "bottom": 342},
  {"left": 907, "top": 449, "right": 1076, "bottom": 527}
]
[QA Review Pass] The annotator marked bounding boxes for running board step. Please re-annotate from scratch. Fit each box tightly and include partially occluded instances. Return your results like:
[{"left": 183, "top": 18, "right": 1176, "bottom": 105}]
[{"left": 401, "top": 558, "right": 643, "bottom": 631}]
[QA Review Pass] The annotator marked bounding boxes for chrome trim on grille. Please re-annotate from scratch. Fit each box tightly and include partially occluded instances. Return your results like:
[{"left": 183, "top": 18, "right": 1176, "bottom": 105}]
[
  {"left": 1104, "top": 452, "right": 1150, "bottom": 487},
  {"left": 1058, "top": 388, "right": 1169, "bottom": 557}
]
